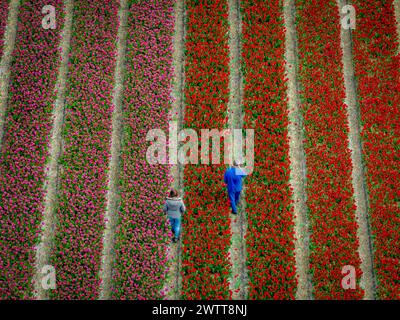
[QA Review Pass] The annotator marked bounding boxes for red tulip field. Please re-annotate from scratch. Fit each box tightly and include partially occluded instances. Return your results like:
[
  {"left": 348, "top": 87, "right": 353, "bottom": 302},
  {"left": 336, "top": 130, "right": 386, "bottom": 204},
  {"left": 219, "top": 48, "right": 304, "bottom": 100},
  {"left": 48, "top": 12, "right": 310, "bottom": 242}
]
[{"left": 0, "top": 0, "right": 398, "bottom": 300}]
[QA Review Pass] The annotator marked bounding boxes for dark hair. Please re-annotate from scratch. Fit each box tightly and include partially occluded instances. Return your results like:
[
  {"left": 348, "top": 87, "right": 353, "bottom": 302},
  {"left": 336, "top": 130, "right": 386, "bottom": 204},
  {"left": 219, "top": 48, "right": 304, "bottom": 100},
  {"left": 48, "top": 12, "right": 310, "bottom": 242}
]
[{"left": 169, "top": 189, "right": 179, "bottom": 198}]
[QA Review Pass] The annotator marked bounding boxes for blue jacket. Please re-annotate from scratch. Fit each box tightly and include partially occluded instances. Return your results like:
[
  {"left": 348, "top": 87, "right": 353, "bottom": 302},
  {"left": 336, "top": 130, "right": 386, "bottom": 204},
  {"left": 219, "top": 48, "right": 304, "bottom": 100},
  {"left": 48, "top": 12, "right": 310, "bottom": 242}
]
[{"left": 224, "top": 167, "right": 246, "bottom": 193}]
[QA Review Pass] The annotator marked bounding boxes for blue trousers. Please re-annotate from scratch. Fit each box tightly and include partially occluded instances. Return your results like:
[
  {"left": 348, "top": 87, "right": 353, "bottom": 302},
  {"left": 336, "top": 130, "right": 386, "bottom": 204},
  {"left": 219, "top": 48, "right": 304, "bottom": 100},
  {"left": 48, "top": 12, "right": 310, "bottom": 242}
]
[
  {"left": 228, "top": 190, "right": 241, "bottom": 213},
  {"left": 169, "top": 217, "right": 181, "bottom": 238}
]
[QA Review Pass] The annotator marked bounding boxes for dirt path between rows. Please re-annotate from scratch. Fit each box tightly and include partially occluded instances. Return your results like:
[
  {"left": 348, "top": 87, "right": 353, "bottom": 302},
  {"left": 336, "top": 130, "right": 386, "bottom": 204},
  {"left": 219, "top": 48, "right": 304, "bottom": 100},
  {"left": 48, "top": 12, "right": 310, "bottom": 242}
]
[
  {"left": 164, "top": 0, "right": 186, "bottom": 300},
  {"left": 0, "top": 0, "right": 20, "bottom": 151},
  {"left": 283, "top": 0, "right": 313, "bottom": 300},
  {"left": 337, "top": 0, "right": 376, "bottom": 300},
  {"left": 34, "top": 0, "right": 73, "bottom": 300},
  {"left": 99, "top": 0, "right": 128, "bottom": 300},
  {"left": 227, "top": 0, "right": 248, "bottom": 300}
]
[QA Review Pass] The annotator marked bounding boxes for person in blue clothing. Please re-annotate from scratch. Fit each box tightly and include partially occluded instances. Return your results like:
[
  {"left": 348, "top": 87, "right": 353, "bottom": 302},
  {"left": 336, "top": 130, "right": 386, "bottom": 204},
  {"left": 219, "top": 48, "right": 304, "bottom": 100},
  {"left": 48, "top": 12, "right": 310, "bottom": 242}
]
[{"left": 224, "top": 160, "right": 247, "bottom": 215}]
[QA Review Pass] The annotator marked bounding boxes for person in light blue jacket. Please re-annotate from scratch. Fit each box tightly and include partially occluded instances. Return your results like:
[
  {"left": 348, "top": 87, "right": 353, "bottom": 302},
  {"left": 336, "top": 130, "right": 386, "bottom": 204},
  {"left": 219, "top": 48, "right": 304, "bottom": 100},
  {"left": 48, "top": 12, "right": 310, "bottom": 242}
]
[
  {"left": 163, "top": 189, "right": 186, "bottom": 243},
  {"left": 224, "top": 160, "right": 247, "bottom": 215}
]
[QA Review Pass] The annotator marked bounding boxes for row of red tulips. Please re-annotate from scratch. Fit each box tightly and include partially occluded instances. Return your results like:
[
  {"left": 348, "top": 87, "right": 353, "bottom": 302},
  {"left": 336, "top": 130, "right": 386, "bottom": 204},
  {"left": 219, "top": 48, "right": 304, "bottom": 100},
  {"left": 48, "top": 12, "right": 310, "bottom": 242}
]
[
  {"left": 241, "top": 0, "right": 297, "bottom": 299},
  {"left": 0, "top": 0, "right": 63, "bottom": 298},
  {"left": 296, "top": 0, "right": 363, "bottom": 299},
  {"left": 352, "top": 0, "right": 400, "bottom": 299},
  {"left": 49, "top": 1, "right": 119, "bottom": 299},
  {"left": 111, "top": 0, "right": 174, "bottom": 299},
  {"left": 181, "top": 0, "right": 232, "bottom": 299}
]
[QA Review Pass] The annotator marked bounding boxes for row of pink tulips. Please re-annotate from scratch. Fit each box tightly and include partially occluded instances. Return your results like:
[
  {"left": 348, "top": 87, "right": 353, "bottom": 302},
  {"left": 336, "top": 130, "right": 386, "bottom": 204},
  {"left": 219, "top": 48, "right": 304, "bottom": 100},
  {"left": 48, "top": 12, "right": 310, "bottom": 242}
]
[
  {"left": 0, "top": 0, "right": 63, "bottom": 299},
  {"left": 0, "top": 0, "right": 8, "bottom": 55},
  {"left": 111, "top": 0, "right": 174, "bottom": 299},
  {"left": 49, "top": 1, "right": 119, "bottom": 299}
]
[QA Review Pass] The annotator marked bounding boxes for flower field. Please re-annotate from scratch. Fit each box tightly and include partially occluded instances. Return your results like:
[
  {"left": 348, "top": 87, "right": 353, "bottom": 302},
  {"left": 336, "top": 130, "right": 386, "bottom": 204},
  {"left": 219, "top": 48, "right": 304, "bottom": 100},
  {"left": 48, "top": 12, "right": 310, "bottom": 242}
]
[
  {"left": 241, "top": 0, "right": 297, "bottom": 299},
  {"left": 49, "top": 0, "right": 118, "bottom": 299},
  {"left": 0, "top": 0, "right": 8, "bottom": 55},
  {"left": 111, "top": 0, "right": 174, "bottom": 300},
  {"left": 352, "top": 0, "right": 400, "bottom": 299},
  {"left": 181, "top": 0, "right": 232, "bottom": 299},
  {"left": 296, "top": 0, "right": 363, "bottom": 299},
  {"left": 0, "top": 0, "right": 399, "bottom": 300},
  {"left": 0, "top": 0, "right": 63, "bottom": 298}
]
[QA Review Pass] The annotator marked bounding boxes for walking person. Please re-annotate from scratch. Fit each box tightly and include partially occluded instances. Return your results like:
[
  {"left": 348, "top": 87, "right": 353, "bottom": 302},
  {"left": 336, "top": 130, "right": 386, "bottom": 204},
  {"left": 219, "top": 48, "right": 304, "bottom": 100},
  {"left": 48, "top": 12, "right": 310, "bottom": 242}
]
[
  {"left": 224, "top": 160, "right": 247, "bottom": 215},
  {"left": 163, "top": 189, "right": 186, "bottom": 243}
]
